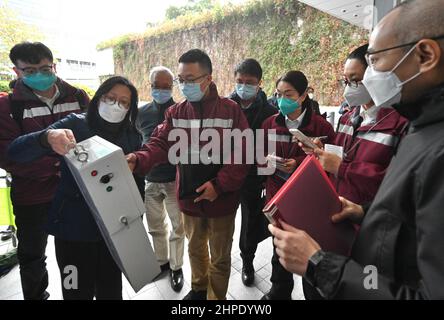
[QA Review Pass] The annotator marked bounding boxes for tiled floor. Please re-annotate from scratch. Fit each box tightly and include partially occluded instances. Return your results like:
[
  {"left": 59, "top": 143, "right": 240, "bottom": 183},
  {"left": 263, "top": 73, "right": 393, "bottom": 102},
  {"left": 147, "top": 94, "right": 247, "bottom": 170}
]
[{"left": 0, "top": 210, "right": 304, "bottom": 300}]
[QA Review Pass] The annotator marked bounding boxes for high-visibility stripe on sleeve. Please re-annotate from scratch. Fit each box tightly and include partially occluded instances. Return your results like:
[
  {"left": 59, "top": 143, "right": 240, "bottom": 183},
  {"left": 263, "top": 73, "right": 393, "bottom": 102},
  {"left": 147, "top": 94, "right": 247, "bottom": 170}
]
[
  {"left": 268, "top": 133, "right": 292, "bottom": 143},
  {"left": 337, "top": 124, "right": 354, "bottom": 136},
  {"left": 22, "top": 102, "right": 81, "bottom": 119},
  {"left": 357, "top": 131, "right": 398, "bottom": 147},
  {"left": 172, "top": 118, "right": 233, "bottom": 129}
]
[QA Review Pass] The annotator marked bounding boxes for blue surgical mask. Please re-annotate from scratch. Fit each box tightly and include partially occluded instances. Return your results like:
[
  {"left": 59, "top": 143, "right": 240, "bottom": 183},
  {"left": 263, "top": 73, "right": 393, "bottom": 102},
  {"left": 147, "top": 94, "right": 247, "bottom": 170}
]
[
  {"left": 278, "top": 97, "right": 301, "bottom": 116},
  {"left": 235, "top": 83, "right": 258, "bottom": 100},
  {"left": 23, "top": 72, "right": 57, "bottom": 91},
  {"left": 152, "top": 89, "right": 172, "bottom": 104},
  {"left": 179, "top": 82, "right": 207, "bottom": 102}
]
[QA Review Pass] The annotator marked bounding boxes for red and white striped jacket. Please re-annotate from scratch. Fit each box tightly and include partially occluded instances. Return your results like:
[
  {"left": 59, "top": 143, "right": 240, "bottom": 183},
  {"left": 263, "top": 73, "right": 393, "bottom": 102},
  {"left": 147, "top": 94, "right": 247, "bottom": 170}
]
[
  {"left": 0, "top": 79, "right": 88, "bottom": 205},
  {"left": 332, "top": 106, "right": 409, "bottom": 205},
  {"left": 134, "top": 82, "right": 250, "bottom": 218},
  {"left": 261, "top": 107, "right": 336, "bottom": 202}
]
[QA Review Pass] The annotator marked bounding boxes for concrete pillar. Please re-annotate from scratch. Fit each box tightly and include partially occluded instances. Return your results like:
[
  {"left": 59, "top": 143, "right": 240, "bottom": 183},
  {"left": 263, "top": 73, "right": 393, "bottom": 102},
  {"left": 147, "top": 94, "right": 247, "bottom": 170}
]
[{"left": 372, "top": 0, "right": 403, "bottom": 29}]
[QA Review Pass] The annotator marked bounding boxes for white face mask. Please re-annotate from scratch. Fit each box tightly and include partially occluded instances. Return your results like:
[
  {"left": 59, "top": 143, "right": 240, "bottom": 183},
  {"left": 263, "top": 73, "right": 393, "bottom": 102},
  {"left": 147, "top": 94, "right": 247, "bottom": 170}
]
[
  {"left": 98, "top": 101, "right": 128, "bottom": 123},
  {"left": 343, "top": 83, "right": 372, "bottom": 107},
  {"left": 362, "top": 44, "right": 421, "bottom": 107}
]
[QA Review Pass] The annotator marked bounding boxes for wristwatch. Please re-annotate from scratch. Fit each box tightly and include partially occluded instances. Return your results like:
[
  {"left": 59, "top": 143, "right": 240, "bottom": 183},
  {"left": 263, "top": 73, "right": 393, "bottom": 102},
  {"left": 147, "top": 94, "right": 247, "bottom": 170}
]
[{"left": 303, "top": 250, "right": 326, "bottom": 288}]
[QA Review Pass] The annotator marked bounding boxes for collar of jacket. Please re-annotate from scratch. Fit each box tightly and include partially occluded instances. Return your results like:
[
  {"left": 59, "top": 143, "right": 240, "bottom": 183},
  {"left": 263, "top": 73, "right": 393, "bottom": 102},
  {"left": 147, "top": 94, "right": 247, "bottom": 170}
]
[
  {"left": 357, "top": 106, "right": 403, "bottom": 132},
  {"left": 152, "top": 98, "right": 175, "bottom": 111},
  {"left": 229, "top": 89, "right": 267, "bottom": 110},
  {"left": 342, "top": 105, "right": 402, "bottom": 132},
  {"left": 409, "top": 83, "right": 444, "bottom": 129},
  {"left": 11, "top": 77, "right": 77, "bottom": 103},
  {"left": 275, "top": 103, "right": 312, "bottom": 129}
]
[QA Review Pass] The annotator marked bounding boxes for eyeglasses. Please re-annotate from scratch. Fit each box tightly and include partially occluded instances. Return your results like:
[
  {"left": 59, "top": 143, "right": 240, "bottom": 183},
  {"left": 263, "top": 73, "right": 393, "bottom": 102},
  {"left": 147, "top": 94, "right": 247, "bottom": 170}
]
[
  {"left": 150, "top": 84, "right": 173, "bottom": 90},
  {"left": 236, "top": 80, "right": 260, "bottom": 86},
  {"left": 365, "top": 34, "right": 444, "bottom": 67},
  {"left": 18, "top": 65, "right": 54, "bottom": 75},
  {"left": 274, "top": 90, "right": 300, "bottom": 99},
  {"left": 174, "top": 74, "right": 208, "bottom": 85},
  {"left": 101, "top": 96, "right": 130, "bottom": 109},
  {"left": 338, "top": 79, "right": 361, "bottom": 89}
]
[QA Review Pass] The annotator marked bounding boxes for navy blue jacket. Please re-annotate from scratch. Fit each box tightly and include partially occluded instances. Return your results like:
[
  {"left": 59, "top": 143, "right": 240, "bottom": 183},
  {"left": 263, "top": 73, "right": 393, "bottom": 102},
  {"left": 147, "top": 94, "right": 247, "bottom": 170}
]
[
  {"left": 7, "top": 113, "right": 143, "bottom": 242},
  {"left": 136, "top": 99, "right": 176, "bottom": 183},
  {"left": 229, "top": 90, "right": 278, "bottom": 178}
]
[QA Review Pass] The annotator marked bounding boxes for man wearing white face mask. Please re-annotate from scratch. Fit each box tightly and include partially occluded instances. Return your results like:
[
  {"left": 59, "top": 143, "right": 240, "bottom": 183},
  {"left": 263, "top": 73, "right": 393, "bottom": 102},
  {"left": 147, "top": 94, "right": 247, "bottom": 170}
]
[
  {"left": 301, "top": 44, "right": 409, "bottom": 207},
  {"left": 136, "top": 66, "right": 185, "bottom": 293},
  {"left": 270, "top": 0, "right": 444, "bottom": 300}
]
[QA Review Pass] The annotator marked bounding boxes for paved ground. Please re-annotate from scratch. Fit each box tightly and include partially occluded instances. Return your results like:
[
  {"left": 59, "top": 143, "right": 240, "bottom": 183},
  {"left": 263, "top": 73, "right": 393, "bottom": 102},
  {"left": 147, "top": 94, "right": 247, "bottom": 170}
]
[{"left": 0, "top": 210, "right": 304, "bottom": 300}]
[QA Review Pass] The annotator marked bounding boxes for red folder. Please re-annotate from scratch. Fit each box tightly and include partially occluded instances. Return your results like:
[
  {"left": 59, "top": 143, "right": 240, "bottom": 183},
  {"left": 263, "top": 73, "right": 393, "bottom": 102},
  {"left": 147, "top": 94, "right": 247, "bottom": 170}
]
[{"left": 263, "top": 155, "right": 355, "bottom": 256}]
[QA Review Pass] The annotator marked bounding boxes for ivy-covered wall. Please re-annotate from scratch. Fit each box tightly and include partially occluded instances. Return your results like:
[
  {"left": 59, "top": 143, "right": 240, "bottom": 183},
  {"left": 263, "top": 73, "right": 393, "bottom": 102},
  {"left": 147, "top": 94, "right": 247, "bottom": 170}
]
[{"left": 106, "top": 0, "right": 368, "bottom": 105}]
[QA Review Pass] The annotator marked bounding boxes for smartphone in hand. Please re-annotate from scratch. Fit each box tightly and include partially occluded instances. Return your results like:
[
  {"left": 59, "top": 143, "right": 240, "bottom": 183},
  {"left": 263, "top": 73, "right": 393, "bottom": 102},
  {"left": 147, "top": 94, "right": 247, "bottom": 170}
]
[{"left": 289, "top": 129, "right": 319, "bottom": 149}]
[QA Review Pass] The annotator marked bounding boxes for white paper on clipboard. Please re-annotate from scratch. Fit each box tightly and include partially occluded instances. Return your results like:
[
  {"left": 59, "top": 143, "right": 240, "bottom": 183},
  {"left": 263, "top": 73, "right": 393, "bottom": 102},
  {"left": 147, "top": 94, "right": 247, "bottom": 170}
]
[{"left": 324, "top": 144, "right": 344, "bottom": 160}]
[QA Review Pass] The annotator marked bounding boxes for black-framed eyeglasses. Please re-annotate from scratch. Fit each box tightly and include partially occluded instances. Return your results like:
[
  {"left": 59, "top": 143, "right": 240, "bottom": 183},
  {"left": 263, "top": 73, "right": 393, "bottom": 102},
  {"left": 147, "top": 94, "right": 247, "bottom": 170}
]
[
  {"left": 174, "top": 74, "right": 208, "bottom": 85},
  {"left": 101, "top": 95, "right": 130, "bottom": 109},
  {"left": 338, "top": 79, "right": 361, "bottom": 89},
  {"left": 18, "top": 65, "right": 55, "bottom": 75},
  {"left": 365, "top": 34, "right": 444, "bottom": 66}
]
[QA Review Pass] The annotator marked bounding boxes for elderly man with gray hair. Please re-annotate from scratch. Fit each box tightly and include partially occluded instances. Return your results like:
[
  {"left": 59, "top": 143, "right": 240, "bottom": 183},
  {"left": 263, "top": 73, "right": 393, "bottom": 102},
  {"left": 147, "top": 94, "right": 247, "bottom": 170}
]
[{"left": 136, "top": 66, "right": 185, "bottom": 292}]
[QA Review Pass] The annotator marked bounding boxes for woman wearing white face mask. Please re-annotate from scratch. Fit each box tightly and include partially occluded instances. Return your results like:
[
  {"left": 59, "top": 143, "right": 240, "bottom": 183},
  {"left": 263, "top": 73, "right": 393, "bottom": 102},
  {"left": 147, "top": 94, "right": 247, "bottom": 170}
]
[
  {"left": 7, "top": 76, "right": 144, "bottom": 300},
  {"left": 301, "top": 44, "right": 409, "bottom": 207}
]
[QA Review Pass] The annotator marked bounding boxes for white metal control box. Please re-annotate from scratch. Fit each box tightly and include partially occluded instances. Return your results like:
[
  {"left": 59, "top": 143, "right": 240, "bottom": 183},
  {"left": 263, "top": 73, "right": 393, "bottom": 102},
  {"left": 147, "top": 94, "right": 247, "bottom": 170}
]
[{"left": 64, "top": 135, "right": 160, "bottom": 292}]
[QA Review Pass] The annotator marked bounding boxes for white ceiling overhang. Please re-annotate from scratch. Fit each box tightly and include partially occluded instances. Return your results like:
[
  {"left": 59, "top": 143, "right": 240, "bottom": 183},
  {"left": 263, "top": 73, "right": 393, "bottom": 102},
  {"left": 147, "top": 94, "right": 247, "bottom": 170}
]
[{"left": 298, "top": 0, "right": 374, "bottom": 30}]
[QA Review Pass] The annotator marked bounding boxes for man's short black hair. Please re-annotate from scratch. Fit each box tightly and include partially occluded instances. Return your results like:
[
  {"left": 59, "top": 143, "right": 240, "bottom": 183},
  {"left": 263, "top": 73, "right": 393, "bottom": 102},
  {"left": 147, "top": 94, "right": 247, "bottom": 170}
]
[
  {"left": 234, "top": 58, "right": 263, "bottom": 81},
  {"left": 9, "top": 42, "right": 53, "bottom": 66},
  {"left": 179, "top": 49, "right": 213, "bottom": 75}
]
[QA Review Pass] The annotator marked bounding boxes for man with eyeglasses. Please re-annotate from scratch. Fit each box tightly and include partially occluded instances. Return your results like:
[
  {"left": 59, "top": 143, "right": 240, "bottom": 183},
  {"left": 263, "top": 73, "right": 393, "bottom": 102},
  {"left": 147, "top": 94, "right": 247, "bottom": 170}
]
[
  {"left": 228, "top": 59, "right": 277, "bottom": 287},
  {"left": 270, "top": 0, "right": 444, "bottom": 299},
  {"left": 0, "top": 42, "right": 88, "bottom": 300},
  {"left": 127, "top": 49, "right": 250, "bottom": 300}
]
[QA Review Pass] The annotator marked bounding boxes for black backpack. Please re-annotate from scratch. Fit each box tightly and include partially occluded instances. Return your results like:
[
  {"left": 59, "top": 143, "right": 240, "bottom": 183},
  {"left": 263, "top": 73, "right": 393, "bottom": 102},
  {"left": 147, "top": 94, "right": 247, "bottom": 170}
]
[{"left": 8, "top": 89, "right": 88, "bottom": 130}]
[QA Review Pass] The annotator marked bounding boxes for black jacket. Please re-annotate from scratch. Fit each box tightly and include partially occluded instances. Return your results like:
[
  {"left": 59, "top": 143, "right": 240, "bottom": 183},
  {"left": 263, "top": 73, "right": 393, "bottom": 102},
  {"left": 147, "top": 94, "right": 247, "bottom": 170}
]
[
  {"left": 230, "top": 90, "right": 277, "bottom": 130},
  {"left": 136, "top": 99, "right": 177, "bottom": 183},
  {"left": 313, "top": 84, "right": 444, "bottom": 299},
  {"left": 230, "top": 90, "right": 278, "bottom": 178},
  {"left": 7, "top": 113, "right": 143, "bottom": 242}
]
